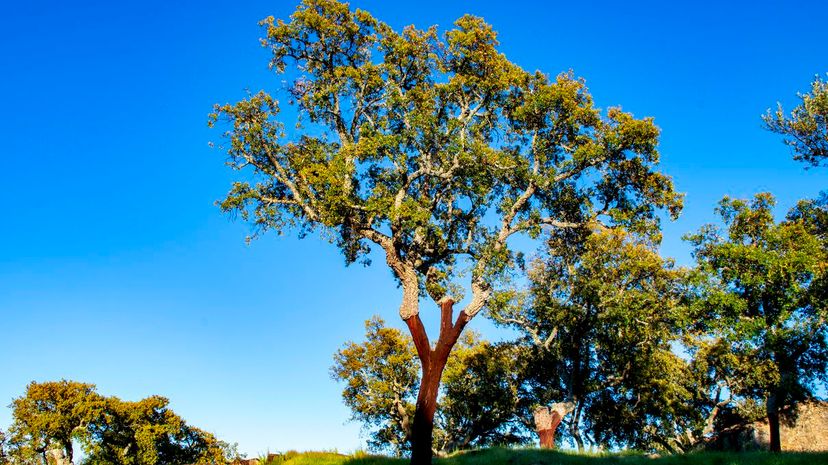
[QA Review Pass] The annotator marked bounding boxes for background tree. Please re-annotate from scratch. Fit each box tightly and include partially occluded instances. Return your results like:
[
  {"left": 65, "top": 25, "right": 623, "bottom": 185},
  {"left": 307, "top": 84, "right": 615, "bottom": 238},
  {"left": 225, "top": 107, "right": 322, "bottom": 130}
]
[
  {"left": 436, "top": 339, "right": 525, "bottom": 453},
  {"left": 491, "top": 229, "right": 691, "bottom": 452},
  {"left": 680, "top": 329, "right": 770, "bottom": 447},
  {"left": 9, "top": 380, "right": 103, "bottom": 465},
  {"left": 83, "top": 395, "right": 224, "bottom": 465},
  {"left": 211, "top": 0, "right": 681, "bottom": 462},
  {"left": 764, "top": 74, "right": 828, "bottom": 167},
  {"left": 331, "top": 317, "right": 419, "bottom": 456},
  {"left": 331, "top": 317, "right": 524, "bottom": 456},
  {"left": 685, "top": 193, "right": 828, "bottom": 452},
  {"left": 5, "top": 381, "right": 223, "bottom": 465},
  {"left": 0, "top": 429, "right": 8, "bottom": 465},
  {"left": 216, "top": 441, "right": 247, "bottom": 463}
]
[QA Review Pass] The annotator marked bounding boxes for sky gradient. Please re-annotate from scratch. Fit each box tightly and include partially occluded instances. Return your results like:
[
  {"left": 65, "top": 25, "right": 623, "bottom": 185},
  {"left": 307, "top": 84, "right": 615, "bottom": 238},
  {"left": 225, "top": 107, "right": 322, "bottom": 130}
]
[{"left": 2, "top": 0, "right": 826, "bottom": 456}]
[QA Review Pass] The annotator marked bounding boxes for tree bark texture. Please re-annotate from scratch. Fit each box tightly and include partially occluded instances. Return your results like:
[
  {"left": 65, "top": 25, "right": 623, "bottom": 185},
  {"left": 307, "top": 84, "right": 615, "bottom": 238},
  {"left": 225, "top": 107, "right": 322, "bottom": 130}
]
[
  {"left": 534, "top": 402, "right": 576, "bottom": 449},
  {"left": 406, "top": 298, "right": 471, "bottom": 465}
]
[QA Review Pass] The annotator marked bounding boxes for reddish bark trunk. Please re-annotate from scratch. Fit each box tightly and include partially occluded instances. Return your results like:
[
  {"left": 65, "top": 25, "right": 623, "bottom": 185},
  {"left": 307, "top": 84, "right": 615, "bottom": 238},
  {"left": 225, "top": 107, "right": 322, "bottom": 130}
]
[
  {"left": 534, "top": 407, "right": 564, "bottom": 448},
  {"left": 533, "top": 403, "right": 575, "bottom": 449},
  {"left": 405, "top": 299, "right": 471, "bottom": 465}
]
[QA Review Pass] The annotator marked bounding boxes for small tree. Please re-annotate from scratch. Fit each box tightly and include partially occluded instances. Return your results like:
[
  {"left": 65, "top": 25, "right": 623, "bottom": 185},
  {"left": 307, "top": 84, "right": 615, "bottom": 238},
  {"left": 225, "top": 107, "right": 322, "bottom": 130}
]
[
  {"left": 490, "top": 229, "right": 690, "bottom": 451},
  {"left": 84, "top": 395, "right": 223, "bottom": 465},
  {"left": 210, "top": 1, "right": 681, "bottom": 461},
  {"left": 685, "top": 193, "right": 828, "bottom": 452},
  {"left": 763, "top": 74, "right": 828, "bottom": 167},
  {"left": 437, "top": 339, "right": 524, "bottom": 452},
  {"left": 331, "top": 317, "right": 524, "bottom": 456},
  {"left": 9, "top": 380, "right": 103, "bottom": 465},
  {"left": 331, "top": 317, "right": 418, "bottom": 455}
]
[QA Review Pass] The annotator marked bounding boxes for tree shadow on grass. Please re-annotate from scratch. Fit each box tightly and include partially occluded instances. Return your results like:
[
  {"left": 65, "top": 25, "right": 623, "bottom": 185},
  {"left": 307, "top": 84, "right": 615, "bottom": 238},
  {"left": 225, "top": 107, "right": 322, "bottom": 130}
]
[{"left": 342, "top": 448, "right": 828, "bottom": 465}]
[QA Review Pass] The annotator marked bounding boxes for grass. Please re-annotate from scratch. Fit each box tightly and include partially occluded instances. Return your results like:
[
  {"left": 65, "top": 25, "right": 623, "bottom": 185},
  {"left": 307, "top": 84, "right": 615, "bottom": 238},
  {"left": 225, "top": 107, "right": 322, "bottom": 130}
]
[{"left": 267, "top": 447, "right": 828, "bottom": 465}]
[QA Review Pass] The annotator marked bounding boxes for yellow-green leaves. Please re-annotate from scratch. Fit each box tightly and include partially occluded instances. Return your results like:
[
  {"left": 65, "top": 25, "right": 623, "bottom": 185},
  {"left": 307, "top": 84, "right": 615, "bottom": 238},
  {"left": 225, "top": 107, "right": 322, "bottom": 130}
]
[
  {"left": 8, "top": 380, "right": 102, "bottom": 462},
  {"left": 331, "top": 318, "right": 525, "bottom": 455},
  {"left": 7, "top": 381, "right": 224, "bottom": 465},
  {"left": 212, "top": 0, "right": 681, "bottom": 323},
  {"left": 490, "top": 227, "right": 690, "bottom": 450},
  {"left": 213, "top": 0, "right": 681, "bottom": 276},
  {"left": 764, "top": 74, "right": 828, "bottom": 167}
]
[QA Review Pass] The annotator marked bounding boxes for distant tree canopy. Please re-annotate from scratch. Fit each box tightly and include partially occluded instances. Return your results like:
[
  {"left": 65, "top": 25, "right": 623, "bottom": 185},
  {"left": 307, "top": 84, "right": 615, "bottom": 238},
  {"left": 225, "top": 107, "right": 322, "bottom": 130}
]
[
  {"left": 764, "top": 75, "right": 828, "bottom": 167},
  {"left": 685, "top": 193, "right": 828, "bottom": 452},
  {"left": 8, "top": 381, "right": 102, "bottom": 465},
  {"left": 83, "top": 395, "right": 224, "bottom": 465},
  {"left": 211, "top": 1, "right": 681, "bottom": 462},
  {"left": 331, "top": 317, "right": 524, "bottom": 457},
  {"left": 490, "top": 229, "right": 693, "bottom": 452},
  {"left": 6, "top": 381, "right": 224, "bottom": 465}
]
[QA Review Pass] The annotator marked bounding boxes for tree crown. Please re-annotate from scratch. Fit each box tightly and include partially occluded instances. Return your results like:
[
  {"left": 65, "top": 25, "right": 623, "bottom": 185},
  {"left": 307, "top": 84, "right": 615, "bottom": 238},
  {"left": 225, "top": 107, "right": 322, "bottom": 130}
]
[{"left": 210, "top": 0, "right": 682, "bottom": 317}]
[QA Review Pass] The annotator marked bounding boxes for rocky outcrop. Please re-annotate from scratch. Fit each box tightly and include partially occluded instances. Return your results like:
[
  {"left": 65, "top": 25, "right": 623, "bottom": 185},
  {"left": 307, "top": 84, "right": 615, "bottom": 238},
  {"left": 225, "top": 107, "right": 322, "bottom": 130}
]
[{"left": 708, "top": 400, "right": 828, "bottom": 452}]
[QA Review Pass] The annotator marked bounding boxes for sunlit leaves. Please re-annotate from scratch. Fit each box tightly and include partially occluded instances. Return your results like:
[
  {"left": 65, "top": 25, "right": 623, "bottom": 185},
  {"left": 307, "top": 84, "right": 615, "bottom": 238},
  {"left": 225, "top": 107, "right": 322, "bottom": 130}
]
[
  {"left": 211, "top": 0, "right": 681, "bottom": 306},
  {"left": 489, "top": 228, "right": 691, "bottom": 451},
  {"left": 685, "top": 193, "right": 828, "bottom": 435},
  {"left": 7, "top": 381, "right": 224, "bottom": 465},
  {"left": 764, "top": 75, "right": 828, "bottom": 167},
  {"left": 331, "top": 318, "right": 525, "bottom": 455}
]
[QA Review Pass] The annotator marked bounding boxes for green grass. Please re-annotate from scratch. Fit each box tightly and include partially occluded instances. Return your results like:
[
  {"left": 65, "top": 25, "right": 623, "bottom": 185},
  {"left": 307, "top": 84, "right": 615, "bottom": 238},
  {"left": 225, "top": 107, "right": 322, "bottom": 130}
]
[{"left": 271, "top": 448, "right": 828, "bottom": 465}]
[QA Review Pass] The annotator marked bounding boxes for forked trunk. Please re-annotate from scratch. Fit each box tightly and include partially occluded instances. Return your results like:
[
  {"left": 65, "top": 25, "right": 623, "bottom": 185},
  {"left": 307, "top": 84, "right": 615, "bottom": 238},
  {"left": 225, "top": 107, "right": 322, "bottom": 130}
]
[
  {"left": 406, "top": 298, "right": 471, "bottom": 465},
  {"left": 534, "top": 402, "right": 576, "bottom": 449}
]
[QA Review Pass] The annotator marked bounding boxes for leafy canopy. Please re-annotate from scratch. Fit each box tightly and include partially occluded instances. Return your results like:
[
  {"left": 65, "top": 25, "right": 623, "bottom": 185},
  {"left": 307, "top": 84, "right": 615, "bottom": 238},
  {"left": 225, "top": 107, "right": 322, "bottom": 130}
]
[
  {"left": 764, "top": 75, "right": 828, "bottom": 167},
  {"left": 491, "top": 229, "right": 692, "bottom": 451},
  {"left": 84, "top": 395, "right": 224, "bottom": 465},
  {"left": 8, "top": 380, "right": 103, "bottom": 461},
  {"left": 7, "top": 381, "right": 224, "bottom": 465},
  {"left": 210, "top": 0, "right": 682, "bottom": 316},
  {"left": 685, "top": 193, "right": 828, "bottom": 419}
]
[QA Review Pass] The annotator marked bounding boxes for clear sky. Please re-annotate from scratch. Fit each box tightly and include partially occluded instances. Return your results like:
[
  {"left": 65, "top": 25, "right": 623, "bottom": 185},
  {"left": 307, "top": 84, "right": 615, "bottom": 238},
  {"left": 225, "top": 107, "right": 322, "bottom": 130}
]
[{"left": 1, "top": 0, "right": 826, "bottom": 457}]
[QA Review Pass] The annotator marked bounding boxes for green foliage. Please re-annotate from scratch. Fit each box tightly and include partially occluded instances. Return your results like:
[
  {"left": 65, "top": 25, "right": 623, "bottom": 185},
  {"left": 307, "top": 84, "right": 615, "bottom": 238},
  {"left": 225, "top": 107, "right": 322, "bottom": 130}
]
[
  {"left": 83, "top": 395, "right": 224, "bottom": 465},
  {"left": 331, "top": 318, "right": 525, "bottom": 456},
  {"left": 490, "top": 229, "right": 692, "bottom": 451},
  {"left": 220, "top": 441, "right": 248, "bottom": 462},
  {"left": 684, "top": 193, "right": 828, "bottom": 445},
  {"left": 764, "top": 75, "right": 828, "bottom": 167},
  {"left": 437, "top": 339, "right": 525, "bottom": 452},
  {"left": 6, "top": 381, "right": 224, "bottom": 465},
  {"left": 8, "top": 380, "right": 103, "bottom": 463},
  {"left": 210, "top": 0, "right": 682, "bottom": 315},
  {"left": 213, "top": 4, "right": 681, "bottom": 459},
  {"left": 331, "top": 317, "right": 419, "bottom": 455},
  {"left": 0, "top": 429, "right": 8, "bottom": 465}
]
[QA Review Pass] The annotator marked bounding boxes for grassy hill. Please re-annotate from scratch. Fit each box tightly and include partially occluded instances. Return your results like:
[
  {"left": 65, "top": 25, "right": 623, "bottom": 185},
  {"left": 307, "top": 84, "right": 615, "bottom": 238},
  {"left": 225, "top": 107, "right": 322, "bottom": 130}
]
[{"left": 267, "top": 448, "right": 828, "bottom": 465}]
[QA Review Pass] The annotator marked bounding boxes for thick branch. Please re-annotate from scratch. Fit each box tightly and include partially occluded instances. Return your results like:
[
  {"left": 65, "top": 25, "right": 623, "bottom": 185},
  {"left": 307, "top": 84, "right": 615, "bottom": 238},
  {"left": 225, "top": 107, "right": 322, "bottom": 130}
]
[{"left": 406, "top": 314, "right": 431, "bottom": 369}]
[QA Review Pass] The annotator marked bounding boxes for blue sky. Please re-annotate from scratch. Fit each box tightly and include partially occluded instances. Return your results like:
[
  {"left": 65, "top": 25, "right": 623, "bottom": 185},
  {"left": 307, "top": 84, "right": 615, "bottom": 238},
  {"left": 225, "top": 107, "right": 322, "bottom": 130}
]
[{"left": 1, "top": 0, "right": 826, "bottom": 456}]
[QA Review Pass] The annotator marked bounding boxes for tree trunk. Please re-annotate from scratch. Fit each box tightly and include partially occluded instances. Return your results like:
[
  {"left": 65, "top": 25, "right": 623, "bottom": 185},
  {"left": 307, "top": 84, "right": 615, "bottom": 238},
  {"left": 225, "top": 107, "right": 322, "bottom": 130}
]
[
  {"left": 534, "top": 402, "right": 576, "bottom": 449},
  {"left": 406, "top": 298, "right": 471, "bottom": 465},
  {"left": 767, "top": 392, "right": 781, "bottom": 452},
  {"left": 62, "top": 440, "right": 73, "bottom": 465},
  {"left": 570, "top": 402, "right": 584, "bottom": 452}
]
